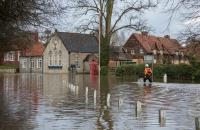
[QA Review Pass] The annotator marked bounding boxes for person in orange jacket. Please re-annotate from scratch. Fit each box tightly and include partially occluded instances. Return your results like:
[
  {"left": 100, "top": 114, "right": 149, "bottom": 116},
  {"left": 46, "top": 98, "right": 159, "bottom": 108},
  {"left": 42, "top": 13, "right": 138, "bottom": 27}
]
[{"left": 144, "top": 64, "right": 152, "bottom": 83}]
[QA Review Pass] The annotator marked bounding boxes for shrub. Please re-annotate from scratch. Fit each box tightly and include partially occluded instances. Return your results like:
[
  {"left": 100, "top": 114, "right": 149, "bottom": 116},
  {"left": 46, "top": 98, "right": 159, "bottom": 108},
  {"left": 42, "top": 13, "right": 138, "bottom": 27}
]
[
  {"left": 193, "top": 70, "right": 200, "bottom": 81},
  {"left": 115, "top": 65, "right": 125, "bottom": 76}
]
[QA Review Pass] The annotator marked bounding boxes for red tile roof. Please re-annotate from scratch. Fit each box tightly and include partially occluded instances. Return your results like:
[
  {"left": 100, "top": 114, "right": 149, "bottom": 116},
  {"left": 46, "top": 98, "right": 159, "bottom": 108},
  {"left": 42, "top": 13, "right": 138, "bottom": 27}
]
[
  {"left": 22, "top": 42, "right": 44, "bottom": 57},
  {"left": 130, "top": 33, "right": 182, "bottom": 55},
  {"left": 184, "top": 42, "right": 200, "bottom": 60}
]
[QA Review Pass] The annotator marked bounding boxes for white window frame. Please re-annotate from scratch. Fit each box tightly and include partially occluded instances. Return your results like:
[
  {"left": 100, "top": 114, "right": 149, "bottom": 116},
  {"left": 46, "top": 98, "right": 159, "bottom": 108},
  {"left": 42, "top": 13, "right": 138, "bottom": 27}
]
[
  {"left": 17, "top": 51, "right": 21, "bottom": 61},
  {"left": 37, "top": 58, "right": 42, "bottom": 68},
  {"left": 31, "top": 59, "right": 35, "bottom": 68},
  {"left": 4, "top": 51, "right": 15, "bottom": 61},
  {"left": 160, "top": 50, "right": 163, "bottom": 55},
  {"left": 139, "top": 49, "right": 144, "bottom": 54},
  {"left": 131, "top": 50, "right": 135, "bottom": 54},
  {"left": 22, "top": 59, "right": 27, "bottom": 68}
]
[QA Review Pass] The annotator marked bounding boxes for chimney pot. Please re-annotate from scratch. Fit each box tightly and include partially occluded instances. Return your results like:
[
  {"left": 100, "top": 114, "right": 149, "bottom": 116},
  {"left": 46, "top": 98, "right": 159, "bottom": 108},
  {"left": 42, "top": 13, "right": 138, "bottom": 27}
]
[
  {"left": 164, "top": 35, "right": 170, "bottom": 39},
  {"left": 141, "top": 31, "right": 148, "bottom": 36}
]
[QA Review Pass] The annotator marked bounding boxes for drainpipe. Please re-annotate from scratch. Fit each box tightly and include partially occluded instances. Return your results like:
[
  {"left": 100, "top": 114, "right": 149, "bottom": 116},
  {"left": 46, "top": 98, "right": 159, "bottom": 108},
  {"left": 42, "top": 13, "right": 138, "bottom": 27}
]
[
  {"left": 42, "top": 56, "right": 44, "bottom": 74},
  {"left": 68, "top": 51, "right": 70, "bottom": 72}
]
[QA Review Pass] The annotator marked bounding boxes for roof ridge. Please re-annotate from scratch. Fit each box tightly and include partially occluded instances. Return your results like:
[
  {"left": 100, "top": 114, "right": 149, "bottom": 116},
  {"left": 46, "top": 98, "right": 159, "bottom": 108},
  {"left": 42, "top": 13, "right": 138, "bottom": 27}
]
[{"left": 57, "top": 32, "right": 92, "bottom": 36}]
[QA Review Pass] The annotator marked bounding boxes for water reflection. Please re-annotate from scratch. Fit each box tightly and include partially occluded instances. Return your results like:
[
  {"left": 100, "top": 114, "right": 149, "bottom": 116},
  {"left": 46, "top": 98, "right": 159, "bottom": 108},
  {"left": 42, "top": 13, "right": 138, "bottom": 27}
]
[
  {"left": 0, "top": 73, "right": 99, "bottom": 130},
  {"left": 0, "top": 74, "right": 200, "bottom": 130},
  {"left": 99, "top": 76, "right": 200, "bottom": 130}
]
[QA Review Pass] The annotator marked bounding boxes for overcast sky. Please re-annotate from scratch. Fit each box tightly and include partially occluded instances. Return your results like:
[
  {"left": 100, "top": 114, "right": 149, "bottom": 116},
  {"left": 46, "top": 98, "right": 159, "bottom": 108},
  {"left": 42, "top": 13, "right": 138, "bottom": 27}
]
[
  {"left": 144, "top": 3, "right": 185, "bottom": 39},
  {"left": 54, "top": 0, "right": 185, "bottom": 40}
]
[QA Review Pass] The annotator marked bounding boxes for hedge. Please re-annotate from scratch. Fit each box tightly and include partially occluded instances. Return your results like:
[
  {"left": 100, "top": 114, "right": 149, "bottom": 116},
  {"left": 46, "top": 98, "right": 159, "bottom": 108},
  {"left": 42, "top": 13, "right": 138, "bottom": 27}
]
[
  {"left": 0, "top": 65, "right": 17, "bottom": 69},
  {"left": 115, "top": 64, "right": 195, "bottom": 80}
]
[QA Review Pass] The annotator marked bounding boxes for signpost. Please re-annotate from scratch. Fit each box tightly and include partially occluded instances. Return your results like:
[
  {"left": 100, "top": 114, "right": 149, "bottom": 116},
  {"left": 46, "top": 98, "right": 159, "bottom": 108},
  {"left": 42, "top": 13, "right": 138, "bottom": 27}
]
[{"left": 144, "top": 55, "right": 154, "bottom": 82}]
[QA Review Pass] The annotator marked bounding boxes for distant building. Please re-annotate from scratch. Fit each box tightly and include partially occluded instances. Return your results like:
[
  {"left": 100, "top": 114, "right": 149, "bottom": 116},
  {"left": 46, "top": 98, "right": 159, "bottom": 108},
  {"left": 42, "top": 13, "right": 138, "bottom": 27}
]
[
  {"left": 123, "top": 32, "right": 189, "bottom": 64},
  {"left": 1, "top": 51, "right": 21, "bottom": 66},
  {"left": 19, "top": 42, "right": 44, "bottom": 73},
  {"left": 43, "top": 32, "right": 99, "bottom": 73},
  {"left": 0, "top": 32, "right": 39, "bottom": 68},
  {"left": 183, "top": 41, "right": 200, "bottom": 62},
  {"left": 109, "top": 46, "right": 132, "bottom": 68}
]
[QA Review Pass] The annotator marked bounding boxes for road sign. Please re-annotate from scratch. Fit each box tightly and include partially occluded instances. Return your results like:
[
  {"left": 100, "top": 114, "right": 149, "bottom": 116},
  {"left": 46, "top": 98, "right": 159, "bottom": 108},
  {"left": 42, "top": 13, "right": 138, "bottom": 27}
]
[{"left": 144, "top": 55, "right": 154, "bottom": 64}]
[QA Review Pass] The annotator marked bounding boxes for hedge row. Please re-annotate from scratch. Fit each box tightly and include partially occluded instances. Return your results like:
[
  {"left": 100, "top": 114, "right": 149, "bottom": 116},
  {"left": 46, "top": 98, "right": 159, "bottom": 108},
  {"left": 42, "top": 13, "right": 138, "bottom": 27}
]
[{"left": 115, "top": 64, "right": 200, "bottom": 80}]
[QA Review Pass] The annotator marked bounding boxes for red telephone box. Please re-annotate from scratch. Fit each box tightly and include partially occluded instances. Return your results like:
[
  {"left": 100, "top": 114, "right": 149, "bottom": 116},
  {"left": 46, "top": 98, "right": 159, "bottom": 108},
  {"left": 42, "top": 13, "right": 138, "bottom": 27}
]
[{"left": 90, "top": 60, "right": 99, "bottom": 75}]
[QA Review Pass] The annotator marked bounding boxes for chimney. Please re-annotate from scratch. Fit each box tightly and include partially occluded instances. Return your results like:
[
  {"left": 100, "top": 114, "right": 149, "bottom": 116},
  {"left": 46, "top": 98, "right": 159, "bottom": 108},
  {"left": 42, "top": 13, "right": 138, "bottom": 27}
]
[
  {"left": 141, "top": 31, "right": 148, "bottom": 36},
  {"left": 164, "top": 35, "right": 170, "bottom": 39}
]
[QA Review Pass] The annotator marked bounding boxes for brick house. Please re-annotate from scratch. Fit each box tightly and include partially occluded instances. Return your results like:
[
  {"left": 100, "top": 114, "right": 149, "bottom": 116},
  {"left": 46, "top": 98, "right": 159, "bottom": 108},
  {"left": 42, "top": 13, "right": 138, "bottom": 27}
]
[
  {"left": 183, "top": 41, "right": 200, "bottom": 62},
  {"left": 19, "top": 42, "right": 45, "bottom": 73},
  {"left": 123, "top": 32, "right": 189, "bottom": 64},
  {"left": 0, "top": 32, "right": 39, "bottom": 67},
  {"left": 109, "top": 46, "right": 132, "bottom": 68},
  {"left": 43, "top": 31, "right": 99, "bottom": 73},
  {"left": 0, "top": 51, "right": 21, "bottom": 66}
]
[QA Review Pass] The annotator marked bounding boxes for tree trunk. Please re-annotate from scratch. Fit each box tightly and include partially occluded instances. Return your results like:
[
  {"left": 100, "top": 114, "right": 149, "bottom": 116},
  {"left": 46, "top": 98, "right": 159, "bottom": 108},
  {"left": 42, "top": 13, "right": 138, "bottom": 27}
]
[
  {"left": 106, "top": 0, "right": 114, "bottom": 35},
  {"left": 100, "top": 35, "right": 110, "bottom": 66},
  {"left": 100, "top": 0, "right": 113, "bottom": 67}
]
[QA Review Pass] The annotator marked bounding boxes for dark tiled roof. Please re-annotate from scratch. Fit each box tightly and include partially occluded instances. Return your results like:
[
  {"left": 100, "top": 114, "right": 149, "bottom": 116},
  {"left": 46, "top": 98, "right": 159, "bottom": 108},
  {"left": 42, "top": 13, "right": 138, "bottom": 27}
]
[
  {"left": 110, "top": 46, "right": 132, "bottom": 61},
  {"left": 57, "top": 32, "right": 99, "bottom": 53}
]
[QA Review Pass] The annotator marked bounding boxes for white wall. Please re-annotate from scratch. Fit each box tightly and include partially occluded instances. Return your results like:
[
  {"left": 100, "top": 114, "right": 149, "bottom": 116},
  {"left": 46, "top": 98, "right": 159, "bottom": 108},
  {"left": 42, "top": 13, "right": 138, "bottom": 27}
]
[{"left": 43, "top": 35, "right": 69, "bottom": 73}]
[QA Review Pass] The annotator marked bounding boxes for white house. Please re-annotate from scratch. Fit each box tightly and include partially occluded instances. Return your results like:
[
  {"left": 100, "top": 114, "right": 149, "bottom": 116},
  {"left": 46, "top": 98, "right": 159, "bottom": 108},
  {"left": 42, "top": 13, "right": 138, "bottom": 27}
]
[{"left": 43, "top": 31, "right": 99, "bottom": 73}]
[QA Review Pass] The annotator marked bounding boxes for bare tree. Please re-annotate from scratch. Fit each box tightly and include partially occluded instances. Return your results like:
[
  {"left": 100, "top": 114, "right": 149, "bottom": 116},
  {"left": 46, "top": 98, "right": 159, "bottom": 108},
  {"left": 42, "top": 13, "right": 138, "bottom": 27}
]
[
  {"left": 68, "top": 0, "right": 158, "bottom": 66},
  {"left": 166, "top": 0, "right": 200, "bottom": 43},
  {"left": 0, "top": 0, "right": 64, "bottom": 50}
]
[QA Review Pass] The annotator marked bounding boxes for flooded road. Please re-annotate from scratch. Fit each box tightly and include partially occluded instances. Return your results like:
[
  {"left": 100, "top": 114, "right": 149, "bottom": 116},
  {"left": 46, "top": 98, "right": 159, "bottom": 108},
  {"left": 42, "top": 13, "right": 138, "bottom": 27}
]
[{"left": 0, "top": 74, "right": 200, "bottom": 130}]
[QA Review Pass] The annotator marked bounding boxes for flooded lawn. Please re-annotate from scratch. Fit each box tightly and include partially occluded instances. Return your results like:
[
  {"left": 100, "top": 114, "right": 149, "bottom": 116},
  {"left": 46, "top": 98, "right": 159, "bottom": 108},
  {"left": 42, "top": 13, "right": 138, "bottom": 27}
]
[{"left": 0, "top": 74, "right": 200, "bottom": 130}]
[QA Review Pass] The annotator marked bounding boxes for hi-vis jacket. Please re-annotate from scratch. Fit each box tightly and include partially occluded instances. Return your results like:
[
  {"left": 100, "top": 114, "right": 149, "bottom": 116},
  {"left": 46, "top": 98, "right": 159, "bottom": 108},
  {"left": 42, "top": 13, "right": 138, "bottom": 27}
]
[{"left": 144, "top": 67, "right": 152, "bottom": 76}]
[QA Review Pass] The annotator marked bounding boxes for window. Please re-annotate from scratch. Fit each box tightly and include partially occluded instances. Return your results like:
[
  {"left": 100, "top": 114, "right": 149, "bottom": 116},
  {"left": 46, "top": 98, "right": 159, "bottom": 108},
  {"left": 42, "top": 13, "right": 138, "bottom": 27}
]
[
  {"left": 131, "top": 50, "right": 135, "bottom": 54},
  {"left": 139, "top": 49, "right": 144, "bottom": 54},
  {"left": 175, "top": 51, "right": 179, "bottom": 55},
  {"left": 17, "top": 51, "right": 21, "bottom": 61},
  {"left": 153, "top": 49, "right": 157, "bottom": 55},
  {"left": 54, "top": 52, "right": 57, "bottom": 65},
  {"left": 58, "top": 51, "right": 62, "bottom": 65},
  {"left": 181, "top": 52, "right": 184, "bottom": 56},
  {"left": 124, "top": 48, "right": 127, "bottom": 53},
  {"left": 4, "top": 51, "right": 15, "bottom": 61},
  {"left": 49, "top": 51, "right": 52, "bottom": 65},
  {"left": 75, "top": 56, "right": 80, "bottom": 68},
  {"left": 37, "top": 58, "right": 42, "bottom": 68},
  {"left": 160, "top": 50, "right": 163, "bottom": 55},
  {"left": 22, "top": 59, "right": 27, "bottom": 68},
  {"left": 31, "top": 59, "right": 35, "bottom": 68}
]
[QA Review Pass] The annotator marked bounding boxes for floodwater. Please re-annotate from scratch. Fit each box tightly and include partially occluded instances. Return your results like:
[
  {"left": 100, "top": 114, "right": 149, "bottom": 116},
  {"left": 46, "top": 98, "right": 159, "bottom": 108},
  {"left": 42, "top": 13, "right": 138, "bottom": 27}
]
[{"left": 0, "top": 74, "right": 200, "bottom": 130}]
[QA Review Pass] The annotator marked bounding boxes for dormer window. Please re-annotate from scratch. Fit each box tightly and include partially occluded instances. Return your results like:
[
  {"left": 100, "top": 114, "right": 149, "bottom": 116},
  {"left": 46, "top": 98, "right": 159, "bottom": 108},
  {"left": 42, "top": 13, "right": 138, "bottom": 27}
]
[
  {"left": 160, "top": 50, "right": 163, "bottom": 55},
  {"left": 153, "top": 49, "right": 157, "bottom": 55},
  {"left": 139, "top": 49, "right": 144, "bottom": 54},
  {"left": 124, "top": 48, "right": 128, "bottom": 53},
  {"left": 131, "top": 50, "right": 135, "bottom": 54},
  {"left": 175, "top": 51, "right": 179, "bottom": 55},
  {"left": 181, "top": 52, "right": 184, "bottom": 56}
]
